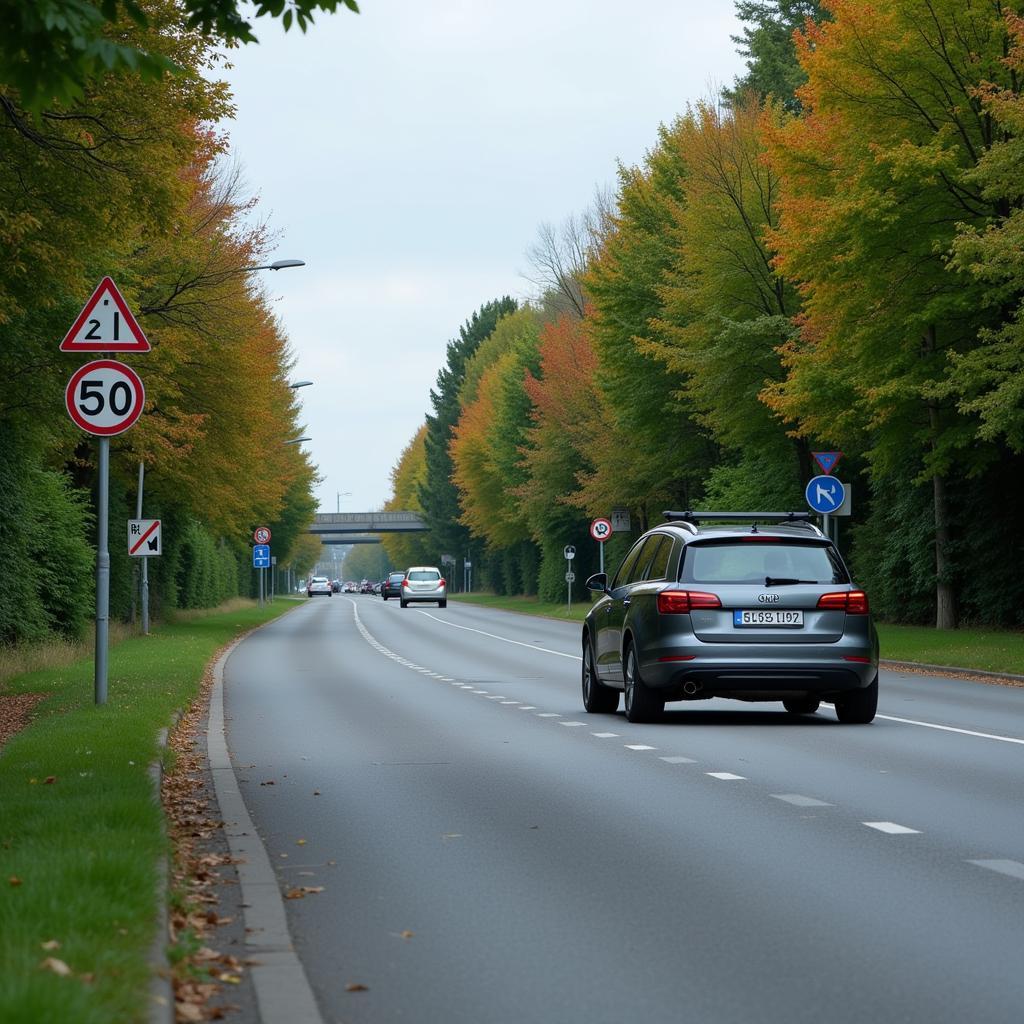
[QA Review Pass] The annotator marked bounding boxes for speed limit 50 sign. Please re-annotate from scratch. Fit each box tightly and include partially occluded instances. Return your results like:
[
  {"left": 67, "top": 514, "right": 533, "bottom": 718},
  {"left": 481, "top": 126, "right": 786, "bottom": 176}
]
[{"left": 65, "top": 359, "right": 145, "bottom": 436}]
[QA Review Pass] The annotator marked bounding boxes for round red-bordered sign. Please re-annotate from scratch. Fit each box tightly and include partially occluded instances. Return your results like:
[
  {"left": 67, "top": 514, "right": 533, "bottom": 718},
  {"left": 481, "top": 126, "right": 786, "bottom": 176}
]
[
  {"left": 253, "top": 526, "right": 272, "bottom": 545},
  {"left": 590, "top": 517, "right": 613, "bottom": 542},
  {"left": 65, "top": 359, "right": 145, "bottom": 436}
]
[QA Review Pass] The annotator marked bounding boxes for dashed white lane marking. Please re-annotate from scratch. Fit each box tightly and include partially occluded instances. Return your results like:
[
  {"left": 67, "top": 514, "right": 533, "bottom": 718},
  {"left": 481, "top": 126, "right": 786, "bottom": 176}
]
[
  {"left": 485, "top": 695, "right": 505, "bottom": 700},
  {"left": 660, "top": 756, "right": 697, "bottom": 764},
  {"left": 863, "top": 821, "right": 921, "bottom": 835},
  {"left": 771, "top": 794, "right": 833, "bottom": 807},
  {"left": 560, "top": 721, "right": 586, "bottom": 727},
  {"left": 592, "top": 732, "right": 619, "bottom": 738},
  {"left": 969, "top": 859, "right": 1024, "bottom": 881},
  {"left": 707, "top": 772, "right": 746, "bottom": 781},
  {"left": 625, "top": 744, "right": 657, "bottom": 751},
  {"left": 500, "top": 701, "right": 520, "bottom": 705},
  {"left": 517, "top": 706, "right": 537, "bottom": 711},
  {"left": 471, "top": 690, "right": 488, "bottom": 694},
  {"left": 536, "top": 713, "right": 561, "bottom": 718},
  {"left": 416, "top": 610, "right": 582, "bottom": 661},
  {"left": 460, "top": 685, "right": 474, "bottom": 689}
]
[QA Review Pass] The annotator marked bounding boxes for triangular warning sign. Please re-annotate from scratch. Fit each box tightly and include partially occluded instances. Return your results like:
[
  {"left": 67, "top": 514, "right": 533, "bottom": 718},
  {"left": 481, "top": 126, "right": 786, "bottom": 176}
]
[
  {"left": 812, "top": 451, "right": 843, "bottom": 475},
  {"left": 60, "top": 277, "right": 150, "bottom": 352}
]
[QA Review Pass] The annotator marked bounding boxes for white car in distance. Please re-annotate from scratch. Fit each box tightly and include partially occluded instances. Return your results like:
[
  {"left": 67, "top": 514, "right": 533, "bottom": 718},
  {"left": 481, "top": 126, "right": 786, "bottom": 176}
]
[
  {"left": 307, "top": 576, "right": 332, "bottom": 597},
  {"left": 400, "top": 567, "right": 447, "bottom": 608}
]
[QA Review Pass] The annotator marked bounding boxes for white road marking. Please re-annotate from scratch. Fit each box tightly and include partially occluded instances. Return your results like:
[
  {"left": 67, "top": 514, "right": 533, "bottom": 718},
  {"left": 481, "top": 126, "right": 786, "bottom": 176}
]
[
  {"left": 500, "top": 701, "right": 520, "bottom": 705},
  {"left": 863, "top": 821, "right": 920, "bottom": 834},
  {"left": 659, "top": 756, "right": 697, "bottom": 764},
  {"left": 471, "top": 690, "right": 488, "bottom": 694},
  {"left": 969, "top": 859, "right": 1024, "bottom": 881},
  {"left": 485, "top": 695, "right": 505, "bottom": 700},
  {"left": 707, "top": 772, "right": 745, "bottom": 781},
  {"left": 874, "top": 713, "right": 1024, "bottom": 746},
  {"left": 440, "top": 677, "right": 454, "bottom": 682},
  {"left": 460, "top": 685, "right": 474, "bottom": 689},
  {"left": 416, "top": 610, "right": 582, "bottom": 661},
  {"left": 771, "top": 794, "right": 833, "bottom": 807},
  {"left": 517, "top": 706, "right": 537, "bottom": 710},
  {"left": 536, "top": 713, "right": 561, "bottom": 718},
  {"left": 560, "top": 721, "right": 586, "bottom": 727},
  {"left": 625, "top": 744, "right": 657, "bottom": 751},
  {"left": 592, "top": 732, "right": 619, "bottom": 738}
]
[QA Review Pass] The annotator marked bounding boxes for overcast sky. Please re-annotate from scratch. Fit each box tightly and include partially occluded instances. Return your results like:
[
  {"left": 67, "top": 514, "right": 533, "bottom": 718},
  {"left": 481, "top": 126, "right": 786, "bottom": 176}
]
[{"left": 223, "top": 1, "right": 747, "bottom": 515}]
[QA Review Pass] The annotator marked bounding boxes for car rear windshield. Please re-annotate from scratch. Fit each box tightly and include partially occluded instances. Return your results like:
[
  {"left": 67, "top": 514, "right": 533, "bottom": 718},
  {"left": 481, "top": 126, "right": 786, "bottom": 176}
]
[
  {"left": 408, "top": 570, "right": 440, "bottom": 581},
  {"left": 312, "top": 577, "right": 328, "bottom": 583},
  {"left": 389, "top": 573, "right": 405, "bottom": 582},
  {"left": 680, "top": 541, "right": 848, "bottom": 585}
]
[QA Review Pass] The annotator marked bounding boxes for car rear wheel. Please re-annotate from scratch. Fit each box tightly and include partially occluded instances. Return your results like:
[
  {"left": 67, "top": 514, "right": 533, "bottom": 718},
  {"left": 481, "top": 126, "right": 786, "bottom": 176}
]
[
  {"left": 623, "top": 645, "right": 663, "bottom": 723},
  {"left": 582, "top": 637, "right": 618, "bottom": 713},
  {"left": 834, "top": 675, "right": 878, "bottom": 724},
  {"left": 439, "top": 600, "right": 447, "bottom": 608},
  {"left": 783, "top": 697, "right": 820, "bottom": 715},
  {"left": 400, "top": 599, "right": 408, "bottom": 608}
]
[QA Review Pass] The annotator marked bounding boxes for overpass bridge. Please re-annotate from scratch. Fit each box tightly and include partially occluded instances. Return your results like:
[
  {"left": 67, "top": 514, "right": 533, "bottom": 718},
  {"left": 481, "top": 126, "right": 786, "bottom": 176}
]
[{"left": 309, "top": 511, "right": 427, "bottom": 545}]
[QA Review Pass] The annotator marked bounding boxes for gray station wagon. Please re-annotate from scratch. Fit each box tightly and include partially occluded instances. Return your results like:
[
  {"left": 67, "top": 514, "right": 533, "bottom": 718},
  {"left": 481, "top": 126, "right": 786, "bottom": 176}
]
[{"left": 582, "top": 512, "right": 878, "bottom": 724}]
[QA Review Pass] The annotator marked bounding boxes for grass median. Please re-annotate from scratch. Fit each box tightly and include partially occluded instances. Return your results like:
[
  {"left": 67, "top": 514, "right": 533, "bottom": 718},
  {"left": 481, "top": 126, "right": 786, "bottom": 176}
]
[
  {"left": 0, "top": 598, "right": 296, "bottom": 1024},
  {"left": 451, "top": 593, "right": 1024, "bottom": 676}
]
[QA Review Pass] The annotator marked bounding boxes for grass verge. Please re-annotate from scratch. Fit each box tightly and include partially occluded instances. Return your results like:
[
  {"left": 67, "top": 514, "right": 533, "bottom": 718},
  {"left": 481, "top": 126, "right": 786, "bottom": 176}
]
[
  {"left": 452, "top": 593, "right": 1024, "bottom": 676},
  {"left": 876, "top": 623, "right": 1024, "bottom": 676},
  {"left": 0, "top": 599, "right": 295, "bottom": 1024},
  {"left": 449, "top": 592, "right": 595, "bottom": 622}
]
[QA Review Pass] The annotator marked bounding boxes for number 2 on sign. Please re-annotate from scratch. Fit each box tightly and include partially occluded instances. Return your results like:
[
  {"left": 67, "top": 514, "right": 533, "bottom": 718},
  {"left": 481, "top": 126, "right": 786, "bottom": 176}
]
[{"left": 84, "top": 312, "right": 119, "bottom": 341}]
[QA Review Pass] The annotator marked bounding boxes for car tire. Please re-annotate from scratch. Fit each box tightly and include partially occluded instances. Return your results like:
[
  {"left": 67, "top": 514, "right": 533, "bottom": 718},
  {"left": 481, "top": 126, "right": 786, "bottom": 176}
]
[
  {"left": 382, "top": 594, "right": 388, "bottom": 601},
  {"left": 400, "top": 599, "right": 408, "bottom": 608},
  {"left": 834, "top": 674, "right": 878, "bottom": 724},
  {"left": 783, "top": 697, "right": 820, "bottom": 715},
  {"left": 439, "top": 600, "right": 447, "bottom": 608},
  {"left": 582, "top": 636, "right": 618, "bottom": 714},
  {"left": 623, "top": 644, "right": 664, "bottom": 723}
]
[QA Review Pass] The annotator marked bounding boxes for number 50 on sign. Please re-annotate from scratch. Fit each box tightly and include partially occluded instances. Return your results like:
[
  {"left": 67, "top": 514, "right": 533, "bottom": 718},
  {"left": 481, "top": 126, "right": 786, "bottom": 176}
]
[{"left": 65, "top": 360, "right": 145, "bottom": 436}]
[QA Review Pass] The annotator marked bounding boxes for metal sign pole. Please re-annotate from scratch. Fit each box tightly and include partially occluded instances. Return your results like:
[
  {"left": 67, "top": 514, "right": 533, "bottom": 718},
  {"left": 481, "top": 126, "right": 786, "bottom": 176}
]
[
  {"left": 259, "top": 567, "right": 264, "bottom": 608},
  {"left": 95, "top": 438, "right": 110, "bottom": 705},
  {"left": 567, "top": 558, "right": 572, "bottom": 616},
  {"left": 599, "top": 541, "right": 604, "bottom": 576},
  {"left": 136, "top": 462, "right": 149, "bottom": 635}
]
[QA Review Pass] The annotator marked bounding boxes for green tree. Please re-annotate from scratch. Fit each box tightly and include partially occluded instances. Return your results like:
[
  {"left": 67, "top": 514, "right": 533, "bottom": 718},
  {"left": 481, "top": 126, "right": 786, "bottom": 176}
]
[
  {"left": 420, "top": 298, "right": 516, "bottom": 579},
  {"left": 725, "top": 1, "right": 827, "bottom": 110},
  {"left": 0, "top": 0, "right": 359, "bottom": 112}
]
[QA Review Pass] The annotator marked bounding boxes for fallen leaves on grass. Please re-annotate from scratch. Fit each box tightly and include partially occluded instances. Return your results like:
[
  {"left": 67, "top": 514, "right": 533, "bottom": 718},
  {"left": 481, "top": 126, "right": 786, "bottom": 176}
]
[
  {"left": 9, "top": 876, "right": 22, "bottom": 887},
  {"left": 0, "top": 693, "right": 46, "bottom": 749},
  {"left": 40, "top": 939, "right": 61, "bottom": 951},
  {"left": 39, "top": 957, "right": 72, "bottom": 976},
  {"left": 43, "top": 775, "right": 57, "bottom": 784}
]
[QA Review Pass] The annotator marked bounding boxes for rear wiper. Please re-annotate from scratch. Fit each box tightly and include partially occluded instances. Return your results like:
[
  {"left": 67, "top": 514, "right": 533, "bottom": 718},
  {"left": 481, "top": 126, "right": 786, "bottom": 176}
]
[{"left": 765, "top": 577, "right": 817, "bottom": 587}]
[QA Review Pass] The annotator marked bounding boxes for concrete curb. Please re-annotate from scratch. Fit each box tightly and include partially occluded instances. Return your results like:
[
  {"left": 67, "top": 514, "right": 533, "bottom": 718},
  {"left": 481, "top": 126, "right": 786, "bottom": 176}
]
[
  {"left": 880, "top": 658, "right": 1024, "bottom": 684},
  {"left": 209, "top": 636, "right": 325, "bottom": 1024},
  {"left": 148, "top": 717, "right": 179, "bottom": 1024}
]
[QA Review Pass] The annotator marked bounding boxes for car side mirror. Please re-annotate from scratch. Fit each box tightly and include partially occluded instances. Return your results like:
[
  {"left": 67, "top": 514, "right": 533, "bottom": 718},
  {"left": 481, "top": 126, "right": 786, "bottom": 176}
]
[{"left": 585, "top": 572, "right": 609, "bottom": 593}]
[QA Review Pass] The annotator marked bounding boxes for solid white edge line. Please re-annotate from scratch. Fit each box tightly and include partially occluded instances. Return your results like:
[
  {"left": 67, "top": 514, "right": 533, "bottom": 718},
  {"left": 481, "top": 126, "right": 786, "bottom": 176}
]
[
  {"left": 416, "top": 610, "right": 582, "bottom": 660},
  {"left": 706, "top": 772, "right": 746, "bottom": 780},
  {"left": 968, "top": 859, "right": 1024, "bottom": 881}
]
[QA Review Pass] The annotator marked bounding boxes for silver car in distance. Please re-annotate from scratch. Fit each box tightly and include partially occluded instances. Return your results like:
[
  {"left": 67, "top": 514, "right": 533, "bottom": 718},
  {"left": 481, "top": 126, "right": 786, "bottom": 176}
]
[
  {"left": 400, "top": 566, "right": 447, "bottom": 608},
  {"left": 582, "top": 512, "right": 878, "bottom": 724}
]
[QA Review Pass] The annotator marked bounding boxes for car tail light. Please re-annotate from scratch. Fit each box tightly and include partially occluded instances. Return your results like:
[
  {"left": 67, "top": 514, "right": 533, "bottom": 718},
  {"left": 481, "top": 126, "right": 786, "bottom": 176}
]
[
  {"left": 817, "top": 590, "right": 869, "bottom": 614},
  {"left": 402, "top": 578, "right": 410, "bottom": 588},
  {"left": 438, "top": 578, "right": 445, "bottom": 587},
  {"left": 657, "top": 590, "right": 721, "bottom": 614}
]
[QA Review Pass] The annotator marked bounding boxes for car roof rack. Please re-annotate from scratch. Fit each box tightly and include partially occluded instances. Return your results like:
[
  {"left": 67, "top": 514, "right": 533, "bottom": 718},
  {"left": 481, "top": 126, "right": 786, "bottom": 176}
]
[{"left": 662, "top": 511, "right": 824, "bottom": 537}]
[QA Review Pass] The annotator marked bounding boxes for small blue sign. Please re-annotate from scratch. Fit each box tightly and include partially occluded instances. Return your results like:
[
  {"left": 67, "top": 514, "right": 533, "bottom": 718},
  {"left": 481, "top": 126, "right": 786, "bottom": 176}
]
[
  {"left": 812, "top": 451, "right": 842, "bottom": 475},
  {"left": 253, "top": 543, "right": 271, "bottom": 568},
  {"left": 806, "top": 475, "right": 846, "bottom": 514}
]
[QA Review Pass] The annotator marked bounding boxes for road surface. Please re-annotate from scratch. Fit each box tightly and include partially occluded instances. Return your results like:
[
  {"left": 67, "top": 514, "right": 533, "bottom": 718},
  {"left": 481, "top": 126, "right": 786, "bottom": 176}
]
[{"left": 224, "top": 596, "right": 1024, "bottom": 1023}]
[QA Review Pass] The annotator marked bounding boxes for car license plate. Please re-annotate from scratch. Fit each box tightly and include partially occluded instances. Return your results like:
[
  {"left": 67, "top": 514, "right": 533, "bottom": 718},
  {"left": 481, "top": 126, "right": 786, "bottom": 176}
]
[{"left": 733, "top": 609, "right": 804, "bottom": 627}]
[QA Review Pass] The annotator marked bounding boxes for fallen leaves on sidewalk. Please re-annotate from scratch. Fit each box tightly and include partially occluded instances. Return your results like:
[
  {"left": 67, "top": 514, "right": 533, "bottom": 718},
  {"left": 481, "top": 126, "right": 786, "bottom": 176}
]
[{"left": 163, "top": 657, "right": 248, "bottom": 1022}]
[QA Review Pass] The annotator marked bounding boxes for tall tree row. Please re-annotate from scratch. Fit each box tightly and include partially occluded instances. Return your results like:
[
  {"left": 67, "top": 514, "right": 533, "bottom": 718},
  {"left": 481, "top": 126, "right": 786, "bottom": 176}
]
[
  {"left": 385, "top": 0, "right": 1024, "bottom": 627},
  {"left": 0, "top": 0, "right": 317, "bottom": 643}
]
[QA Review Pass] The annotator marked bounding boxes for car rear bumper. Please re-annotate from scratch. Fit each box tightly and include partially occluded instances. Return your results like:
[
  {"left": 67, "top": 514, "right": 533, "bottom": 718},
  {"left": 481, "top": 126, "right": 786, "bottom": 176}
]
[
  {"left": 640, "top": 646, "right": 876, "bottom": 699},
  {"left": 402, "top": 590, "right": 446, "bottom": 602}
]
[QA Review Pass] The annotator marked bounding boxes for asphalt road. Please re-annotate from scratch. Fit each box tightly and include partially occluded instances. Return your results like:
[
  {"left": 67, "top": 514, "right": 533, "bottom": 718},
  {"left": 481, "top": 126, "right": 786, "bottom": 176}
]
[{"left": 224, "top": 596, "right": 1024, "bottom": 1023}]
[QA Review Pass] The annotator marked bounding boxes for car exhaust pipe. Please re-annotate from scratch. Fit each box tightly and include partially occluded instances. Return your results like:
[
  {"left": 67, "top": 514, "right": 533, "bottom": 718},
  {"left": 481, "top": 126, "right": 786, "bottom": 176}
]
[{"left": 683, "top": 681, "right": 702, "bottom": 696}]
